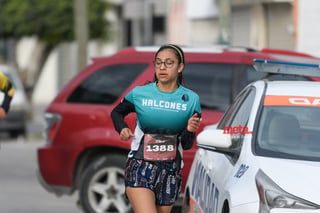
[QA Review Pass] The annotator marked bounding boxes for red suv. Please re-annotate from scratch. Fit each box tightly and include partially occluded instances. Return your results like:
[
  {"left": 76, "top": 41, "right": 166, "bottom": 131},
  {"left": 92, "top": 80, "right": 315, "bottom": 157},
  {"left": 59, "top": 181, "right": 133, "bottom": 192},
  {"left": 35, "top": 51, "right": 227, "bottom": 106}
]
[{"left": 37, "top": 46, "right": 320, "bottom": 213}]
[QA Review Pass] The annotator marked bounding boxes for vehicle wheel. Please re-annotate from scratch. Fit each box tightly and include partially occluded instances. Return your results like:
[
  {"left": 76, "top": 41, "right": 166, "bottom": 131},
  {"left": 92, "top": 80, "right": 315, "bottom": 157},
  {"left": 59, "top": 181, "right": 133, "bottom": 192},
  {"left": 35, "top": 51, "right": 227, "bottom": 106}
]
[
  {"left": 79, "top": 154, "right": 132, "bottom": 213},
  {"left": 181, "top": 194, "right": 190, "bottom": 213},
  {"left": 221, "top": 201, "right": 229, "bottom": 213},
  {"left": 9, "top": 128, "right": 26, "bottom": 139},
  {"left": 9, "top": 130, "right": 21, "bottom": 138}
]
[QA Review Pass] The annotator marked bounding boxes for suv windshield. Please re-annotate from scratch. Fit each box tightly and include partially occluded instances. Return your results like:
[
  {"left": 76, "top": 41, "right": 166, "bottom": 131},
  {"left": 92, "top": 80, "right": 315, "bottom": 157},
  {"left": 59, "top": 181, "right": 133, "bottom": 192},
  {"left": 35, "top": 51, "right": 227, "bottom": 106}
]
[{"left": 256, "top": 105, "right": 320, "bottom": 161}]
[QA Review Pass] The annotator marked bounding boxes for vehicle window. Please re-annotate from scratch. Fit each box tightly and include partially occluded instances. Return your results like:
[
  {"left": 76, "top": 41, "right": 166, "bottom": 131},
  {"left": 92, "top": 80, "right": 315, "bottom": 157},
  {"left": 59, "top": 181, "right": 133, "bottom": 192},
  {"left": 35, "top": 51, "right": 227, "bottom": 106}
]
[
  {"left": 218, "top": 88, "right": 254, "bottom": 129},
  {"left": 256, "top": 105, "right": 320, "bottom": 161},
  {"left": 67, "top": 64, "right": 147, "bottom": 104},
  {"left": 183, "top": 63, "right": 305, "bottom": 112},
  {"left": 183, "top": 63, "right": 233, "bottom": 111},
  {"left": 246, "top": 66, "right": 267, "bottom": 83},
  {"left": 216, "top": 88, "right": 256, "bottom": 162},
  {"left": 217, "top": 91, "right": 247, "bottom": 130},
  {"left": 228, "top": 89, "right": 255, "bottom": 146}
]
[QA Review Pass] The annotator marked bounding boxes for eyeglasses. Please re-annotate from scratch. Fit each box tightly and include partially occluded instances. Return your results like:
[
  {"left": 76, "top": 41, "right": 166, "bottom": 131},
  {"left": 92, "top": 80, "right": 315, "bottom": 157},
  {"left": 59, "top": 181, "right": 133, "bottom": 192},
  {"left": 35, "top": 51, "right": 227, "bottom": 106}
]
[{"left": 153, "top": 59, "right": 175, "bottom": 68}]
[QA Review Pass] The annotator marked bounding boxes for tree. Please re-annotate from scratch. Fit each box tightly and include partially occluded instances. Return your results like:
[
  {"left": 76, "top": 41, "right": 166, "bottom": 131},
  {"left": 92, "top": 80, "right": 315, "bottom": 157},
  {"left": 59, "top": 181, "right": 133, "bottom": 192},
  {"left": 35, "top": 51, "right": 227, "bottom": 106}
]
[{"left": 0, "top": 0, "right": 111, "bottom": 95}]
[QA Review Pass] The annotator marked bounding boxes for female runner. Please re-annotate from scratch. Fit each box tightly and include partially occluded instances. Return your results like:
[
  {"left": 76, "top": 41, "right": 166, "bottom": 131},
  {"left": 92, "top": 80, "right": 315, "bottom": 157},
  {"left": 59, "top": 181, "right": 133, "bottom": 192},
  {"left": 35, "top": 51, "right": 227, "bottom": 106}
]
[{"left": 111, "top": 44, "right": 201, "bottom": 213}]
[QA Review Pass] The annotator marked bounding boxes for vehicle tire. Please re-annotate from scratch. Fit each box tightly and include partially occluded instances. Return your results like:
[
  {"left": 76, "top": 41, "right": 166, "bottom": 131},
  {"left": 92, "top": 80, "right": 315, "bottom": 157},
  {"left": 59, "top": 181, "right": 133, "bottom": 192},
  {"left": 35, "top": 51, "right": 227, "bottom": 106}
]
[
  {"left": 181, "top": 194, "right": 190, "bottom": 213},
  {"left": 221, "top": 201, "right": 229, "bottom": 213},
  {"left": 79, "top": 154, "right": 133, "bottom": 213},
  {"left": 9, "top": 127, "right": 26, "bottom": 139},
  {"left": 9, "top": 130, "right": 21, "bottom": 139}
]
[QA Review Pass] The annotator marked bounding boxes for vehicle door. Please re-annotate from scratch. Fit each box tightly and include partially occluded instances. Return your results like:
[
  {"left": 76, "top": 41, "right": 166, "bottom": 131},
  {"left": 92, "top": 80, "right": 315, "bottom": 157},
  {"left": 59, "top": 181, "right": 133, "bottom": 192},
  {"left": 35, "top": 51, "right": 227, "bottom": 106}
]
[
  {"left": 62, "top": 60, "right": 150, "bottom": 147},
  {"left": 200, "top": 87, "right": 256, "bottom": 211}
]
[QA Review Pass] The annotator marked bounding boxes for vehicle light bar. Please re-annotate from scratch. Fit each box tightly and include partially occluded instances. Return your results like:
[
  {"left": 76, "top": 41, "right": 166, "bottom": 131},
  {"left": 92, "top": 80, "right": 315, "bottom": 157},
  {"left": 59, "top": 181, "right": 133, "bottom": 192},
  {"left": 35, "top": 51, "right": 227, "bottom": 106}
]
[{"left": 253, "top": 59, "right": 320, "bottom": 77}]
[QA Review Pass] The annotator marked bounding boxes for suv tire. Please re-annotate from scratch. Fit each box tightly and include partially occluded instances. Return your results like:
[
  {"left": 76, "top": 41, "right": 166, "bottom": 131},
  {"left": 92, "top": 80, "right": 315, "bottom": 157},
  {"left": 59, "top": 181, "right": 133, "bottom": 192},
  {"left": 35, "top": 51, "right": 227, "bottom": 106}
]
[{"left": 79, "top": 154, "right": 132, "bottom": 213}]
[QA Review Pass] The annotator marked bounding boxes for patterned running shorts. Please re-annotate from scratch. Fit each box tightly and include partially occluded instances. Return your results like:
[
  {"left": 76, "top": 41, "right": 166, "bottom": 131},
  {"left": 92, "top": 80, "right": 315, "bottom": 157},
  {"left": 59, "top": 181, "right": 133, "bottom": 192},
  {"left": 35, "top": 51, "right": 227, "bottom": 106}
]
[{"left": 124, "top": 158, "right": 182, "bottom": 206}]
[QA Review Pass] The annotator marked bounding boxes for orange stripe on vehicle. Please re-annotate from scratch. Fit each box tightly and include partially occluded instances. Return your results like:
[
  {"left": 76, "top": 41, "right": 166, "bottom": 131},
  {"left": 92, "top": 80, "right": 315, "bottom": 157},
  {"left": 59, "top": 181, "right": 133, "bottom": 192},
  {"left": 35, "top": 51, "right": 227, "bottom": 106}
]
[
  {"left": 264, "top": 96, "right": 320, "bottom": 106},
  {"left": 189, "top": 197, "right": 203, "bottom": 213},
  {"left": 189, "top": 198, "right": 195, "bottom": 213}
]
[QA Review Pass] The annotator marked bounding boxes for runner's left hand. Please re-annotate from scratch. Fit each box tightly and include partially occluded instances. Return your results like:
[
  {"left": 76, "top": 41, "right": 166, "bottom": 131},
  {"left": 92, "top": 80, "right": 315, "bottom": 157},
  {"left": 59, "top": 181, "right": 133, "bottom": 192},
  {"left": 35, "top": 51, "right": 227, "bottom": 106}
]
[{"left": 187, "top": 113, "right": 200, "bottom": 133}]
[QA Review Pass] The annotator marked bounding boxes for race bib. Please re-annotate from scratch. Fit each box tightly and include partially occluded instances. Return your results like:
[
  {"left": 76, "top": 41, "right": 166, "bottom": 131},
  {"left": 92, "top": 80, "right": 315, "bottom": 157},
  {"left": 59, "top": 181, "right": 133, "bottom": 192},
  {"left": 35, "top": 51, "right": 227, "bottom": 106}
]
[{"left": 143, "top": 134, "right": 177, "bottom": 161}]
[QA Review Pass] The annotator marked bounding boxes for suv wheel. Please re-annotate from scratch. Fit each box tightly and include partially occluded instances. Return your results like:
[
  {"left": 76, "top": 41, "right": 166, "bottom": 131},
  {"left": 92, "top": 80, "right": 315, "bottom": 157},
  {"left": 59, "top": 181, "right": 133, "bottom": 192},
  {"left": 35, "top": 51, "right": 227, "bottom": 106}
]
[{"left": 79, "top": 154, "right": 132, "bottom": 213}]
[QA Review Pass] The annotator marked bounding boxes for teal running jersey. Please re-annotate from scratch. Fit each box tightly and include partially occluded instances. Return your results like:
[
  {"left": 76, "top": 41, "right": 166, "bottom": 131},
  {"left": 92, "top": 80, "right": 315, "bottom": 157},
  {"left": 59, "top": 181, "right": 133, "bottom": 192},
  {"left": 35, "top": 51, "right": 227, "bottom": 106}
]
[
  {"left": 111, "top": 82, "right": 201, "bottom": 164},
  {"left": 125, "top": 82, "right": 201, "bottom": 135}
]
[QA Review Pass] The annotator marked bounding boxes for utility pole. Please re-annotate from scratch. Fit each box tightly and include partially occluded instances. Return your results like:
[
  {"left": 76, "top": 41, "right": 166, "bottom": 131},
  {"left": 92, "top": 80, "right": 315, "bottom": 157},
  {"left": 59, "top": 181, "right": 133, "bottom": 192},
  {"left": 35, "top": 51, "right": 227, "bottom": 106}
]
[
  {"left": 218, "top": 0, "right": 231, "bottom": 45},
  {"left": 143, "top": 0, "right": 153, "bottom": 45},
  {"left": 74, "top": 0, "right": 88, "bottom": 72}
]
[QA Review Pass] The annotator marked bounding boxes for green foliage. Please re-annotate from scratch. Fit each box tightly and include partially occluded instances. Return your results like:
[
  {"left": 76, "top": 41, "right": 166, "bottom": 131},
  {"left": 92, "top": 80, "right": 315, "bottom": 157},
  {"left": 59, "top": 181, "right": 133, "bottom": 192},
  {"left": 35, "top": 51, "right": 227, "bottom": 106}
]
[{"left": 0, "top": 0, "right": 110, "bottom": 45}]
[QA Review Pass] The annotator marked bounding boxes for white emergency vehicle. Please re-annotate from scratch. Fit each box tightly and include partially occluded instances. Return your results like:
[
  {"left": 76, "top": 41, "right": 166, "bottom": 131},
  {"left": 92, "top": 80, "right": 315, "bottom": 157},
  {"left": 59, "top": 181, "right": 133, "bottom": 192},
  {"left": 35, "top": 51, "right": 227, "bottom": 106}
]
[{"left": 183, "top": 60, "right": 320, "bottom": 213}]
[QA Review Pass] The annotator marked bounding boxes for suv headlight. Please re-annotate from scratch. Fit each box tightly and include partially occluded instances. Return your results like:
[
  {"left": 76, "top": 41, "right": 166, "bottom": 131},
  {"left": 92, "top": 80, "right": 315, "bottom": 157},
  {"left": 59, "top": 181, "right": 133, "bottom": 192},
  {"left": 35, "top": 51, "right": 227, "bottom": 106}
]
[{"left": 255, "top": 169, "right": 320, "bottom": 213}]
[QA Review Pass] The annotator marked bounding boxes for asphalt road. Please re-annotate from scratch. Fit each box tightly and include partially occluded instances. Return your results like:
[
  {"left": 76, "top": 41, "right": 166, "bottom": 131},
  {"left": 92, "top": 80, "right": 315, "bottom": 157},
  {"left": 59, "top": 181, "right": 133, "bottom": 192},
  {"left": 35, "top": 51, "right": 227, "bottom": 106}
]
[{"left": 0, "top": 139, "right": 81, "bottom": 213}]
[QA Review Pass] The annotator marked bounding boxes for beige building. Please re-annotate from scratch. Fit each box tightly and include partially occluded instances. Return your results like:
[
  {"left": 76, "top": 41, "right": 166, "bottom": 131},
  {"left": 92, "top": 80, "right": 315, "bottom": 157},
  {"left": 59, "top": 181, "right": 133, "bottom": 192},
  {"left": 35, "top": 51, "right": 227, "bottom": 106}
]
[
  {"left": 119, "top": 0, "right": 320, "bottom": 56},
  {"left": 20, "top": 0, "right": 320, "bottom": 106}
]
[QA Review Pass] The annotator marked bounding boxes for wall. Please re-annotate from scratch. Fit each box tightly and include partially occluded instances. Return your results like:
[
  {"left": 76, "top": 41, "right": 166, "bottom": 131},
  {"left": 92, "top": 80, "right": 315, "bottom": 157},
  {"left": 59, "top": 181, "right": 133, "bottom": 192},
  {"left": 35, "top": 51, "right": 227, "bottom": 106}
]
[{"left": 296, "top": 0, "right": 320, "bottom": 57}]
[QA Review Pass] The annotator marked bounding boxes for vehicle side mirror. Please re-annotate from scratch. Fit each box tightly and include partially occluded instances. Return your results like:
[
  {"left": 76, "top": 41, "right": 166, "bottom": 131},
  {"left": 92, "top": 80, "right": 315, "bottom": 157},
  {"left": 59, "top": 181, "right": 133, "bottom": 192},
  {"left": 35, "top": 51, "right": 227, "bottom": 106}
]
[
  {"left": 196, "top": 126, "right": 240, "bottom": 157},
  {"left": 197, "top": 127, "right": 232, "bottom": 148}
]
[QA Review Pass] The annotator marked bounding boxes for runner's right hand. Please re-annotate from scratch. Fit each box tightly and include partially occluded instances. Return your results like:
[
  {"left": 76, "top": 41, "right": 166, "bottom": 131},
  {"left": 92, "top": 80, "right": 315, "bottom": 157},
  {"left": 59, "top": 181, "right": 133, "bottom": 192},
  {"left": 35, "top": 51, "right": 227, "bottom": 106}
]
[{"left": 120, "top": 128, "right": 134, "bottom": 141}]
